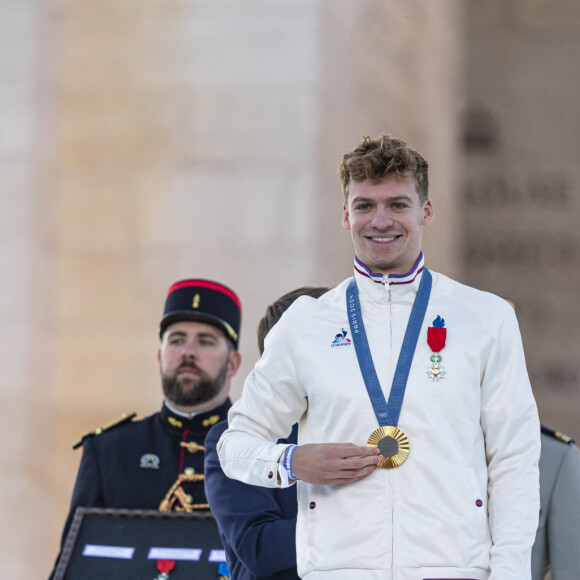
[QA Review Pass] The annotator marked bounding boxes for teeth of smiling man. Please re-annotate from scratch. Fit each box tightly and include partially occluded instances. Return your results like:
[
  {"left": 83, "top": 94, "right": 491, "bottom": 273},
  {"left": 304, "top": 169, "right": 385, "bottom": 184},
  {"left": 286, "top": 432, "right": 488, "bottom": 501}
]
[{"left": 371, "top": 236, "right": 396, "bottom": 242}]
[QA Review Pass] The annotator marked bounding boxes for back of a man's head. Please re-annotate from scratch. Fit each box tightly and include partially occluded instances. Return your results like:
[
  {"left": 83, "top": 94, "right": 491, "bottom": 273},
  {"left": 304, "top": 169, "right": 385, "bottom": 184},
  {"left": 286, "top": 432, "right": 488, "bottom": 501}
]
[
  {"left": 257, "top": 286, "right": 329, "bottom": 355},
  {"left": 338, "top": 133, "right": 429, "bottom": 204}
]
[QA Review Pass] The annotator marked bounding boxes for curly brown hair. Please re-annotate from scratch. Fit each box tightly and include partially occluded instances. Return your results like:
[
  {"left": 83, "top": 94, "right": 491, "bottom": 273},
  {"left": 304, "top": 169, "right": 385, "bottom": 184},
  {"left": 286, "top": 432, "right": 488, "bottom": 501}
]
[{"left": 338, "top": 134, "right": 429, "bottom": 204}]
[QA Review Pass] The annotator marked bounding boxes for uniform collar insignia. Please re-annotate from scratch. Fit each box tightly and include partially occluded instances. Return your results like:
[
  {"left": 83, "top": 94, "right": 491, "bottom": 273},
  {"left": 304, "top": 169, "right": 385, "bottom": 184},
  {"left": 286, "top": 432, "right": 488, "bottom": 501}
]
[
  {"left": 161, "top": 398, "right": 232, "bottom": 432},
  {"left": 168, "top": 416, "right": 183, "bottom": 428},
  {"left": 202, "top": 414, "right": 220, "bottom": 428}
]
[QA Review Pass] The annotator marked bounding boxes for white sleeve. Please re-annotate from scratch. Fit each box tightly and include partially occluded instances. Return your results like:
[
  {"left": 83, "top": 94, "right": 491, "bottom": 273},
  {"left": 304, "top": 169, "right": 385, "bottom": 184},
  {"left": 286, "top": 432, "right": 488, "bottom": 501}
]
[
  {"left": 481, "top": 303, "right": 541, "bottom": 579},
  {"left": 217, "top": 301, "right": 309, "bottom": 488}
]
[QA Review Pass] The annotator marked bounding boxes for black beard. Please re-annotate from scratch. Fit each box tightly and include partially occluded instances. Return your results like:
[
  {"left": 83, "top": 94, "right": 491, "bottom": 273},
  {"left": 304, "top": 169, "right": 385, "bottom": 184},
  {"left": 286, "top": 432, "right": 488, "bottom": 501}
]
[{"left": 162, "top": 359, "right": 229, "bottom": 407}]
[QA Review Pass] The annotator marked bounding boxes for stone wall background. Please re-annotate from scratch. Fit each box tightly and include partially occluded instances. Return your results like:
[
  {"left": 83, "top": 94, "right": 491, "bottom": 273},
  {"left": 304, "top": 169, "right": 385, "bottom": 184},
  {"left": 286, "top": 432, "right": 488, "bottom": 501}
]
[
  {"left": 0, "top": 1, "right": 576, "bottom": 577},
  {"left": 461, "top": 0, "right": 580, "bottom": 443}
]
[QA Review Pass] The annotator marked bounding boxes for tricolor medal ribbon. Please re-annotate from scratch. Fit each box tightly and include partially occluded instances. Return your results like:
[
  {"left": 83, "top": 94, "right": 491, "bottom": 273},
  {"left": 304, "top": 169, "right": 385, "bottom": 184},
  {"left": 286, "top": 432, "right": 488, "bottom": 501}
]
[
  {"left": 155, "top": 560, "right": 175, "bottom": 579},
  {"left": 426, "top": 315, "right": 446, "bottom": 382}
]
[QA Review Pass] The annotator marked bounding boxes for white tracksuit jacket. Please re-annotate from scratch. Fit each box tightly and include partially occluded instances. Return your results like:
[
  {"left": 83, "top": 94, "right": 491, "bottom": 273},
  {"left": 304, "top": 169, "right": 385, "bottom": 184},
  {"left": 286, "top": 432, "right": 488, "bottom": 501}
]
[{"left": 218, "top": 257, "right": 540, "bottom": 580}]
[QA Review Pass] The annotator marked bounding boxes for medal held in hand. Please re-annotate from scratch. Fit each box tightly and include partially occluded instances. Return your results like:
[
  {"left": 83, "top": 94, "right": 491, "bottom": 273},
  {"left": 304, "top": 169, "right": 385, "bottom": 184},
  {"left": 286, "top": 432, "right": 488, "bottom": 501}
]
[
  {"left": 347, "top": 266, "right": 432, "bottom": 469},
  {"left": 367, "top": 426, "right": 410, "bottom": 468}
]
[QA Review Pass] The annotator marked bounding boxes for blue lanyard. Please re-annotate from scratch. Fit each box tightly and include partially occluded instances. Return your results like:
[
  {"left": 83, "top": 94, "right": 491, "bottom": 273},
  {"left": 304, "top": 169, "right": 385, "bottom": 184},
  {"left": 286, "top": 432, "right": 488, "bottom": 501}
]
[{"left": 346, "top": 269, "right": 432, "bottom": 427}]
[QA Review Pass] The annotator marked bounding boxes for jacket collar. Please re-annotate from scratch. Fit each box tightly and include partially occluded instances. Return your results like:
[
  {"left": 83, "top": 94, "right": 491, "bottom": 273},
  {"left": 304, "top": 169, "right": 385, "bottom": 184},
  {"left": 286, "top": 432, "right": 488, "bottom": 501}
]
[
  {"left": 160, "top": 398, "right": 231, "bottom": 434},
  {"left": 353, "top": 252, "right": 425, "bottom": 301}
]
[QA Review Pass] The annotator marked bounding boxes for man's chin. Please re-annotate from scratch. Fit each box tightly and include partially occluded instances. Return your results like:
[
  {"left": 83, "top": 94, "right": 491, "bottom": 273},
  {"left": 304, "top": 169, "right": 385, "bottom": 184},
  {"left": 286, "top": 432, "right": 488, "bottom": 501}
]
[
  {"left": 173, "top": 372, "right": 204, "bottom": 387},
  {"left": 169, "top": 394, "right": 216, "bottom": 408},
  {"left": 176, "top": 371, "right": 200, "bottom": 381},
  {"left": 168, "top": 391, "right": 202, "bottom": 407}
]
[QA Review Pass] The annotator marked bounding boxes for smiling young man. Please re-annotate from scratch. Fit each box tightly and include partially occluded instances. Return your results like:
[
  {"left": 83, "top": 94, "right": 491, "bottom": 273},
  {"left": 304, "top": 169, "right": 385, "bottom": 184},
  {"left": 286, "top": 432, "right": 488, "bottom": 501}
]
[
  {"left": 50, "top": 279, "right": 241, "bottom": 577},
  {"left": 218, "top": 134, "right": 541, "bottom": 580},
  {"left": 343, "top": 175, "right": 433, "bottom": 276}
]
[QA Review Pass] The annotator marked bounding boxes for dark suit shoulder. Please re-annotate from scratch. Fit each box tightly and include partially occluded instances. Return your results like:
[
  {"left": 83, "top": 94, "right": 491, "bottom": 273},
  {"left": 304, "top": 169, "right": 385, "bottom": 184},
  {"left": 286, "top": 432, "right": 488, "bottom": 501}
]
[
  {"left": 72, "top": 412, "right": 138, "bottom": 449},
  {"left": 206, "top": 420, "right": 228, "bottom": 449}
]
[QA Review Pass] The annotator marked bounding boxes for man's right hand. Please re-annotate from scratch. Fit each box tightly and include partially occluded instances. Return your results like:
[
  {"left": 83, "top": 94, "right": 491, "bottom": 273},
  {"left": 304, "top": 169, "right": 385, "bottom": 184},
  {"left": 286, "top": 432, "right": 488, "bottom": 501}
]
[{"left": 292, "top": 443, "right": 381, "bottom": 485}]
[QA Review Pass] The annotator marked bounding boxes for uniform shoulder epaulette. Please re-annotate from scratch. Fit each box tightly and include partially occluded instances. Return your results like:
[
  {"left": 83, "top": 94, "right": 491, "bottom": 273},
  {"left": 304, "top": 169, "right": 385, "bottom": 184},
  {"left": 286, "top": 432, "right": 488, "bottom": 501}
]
[
  {"left": 72, "top": 412, "right": 137, "bottom": 449},
  {"left": 541, "top": 425, "right": 575, "bottom": 445}
]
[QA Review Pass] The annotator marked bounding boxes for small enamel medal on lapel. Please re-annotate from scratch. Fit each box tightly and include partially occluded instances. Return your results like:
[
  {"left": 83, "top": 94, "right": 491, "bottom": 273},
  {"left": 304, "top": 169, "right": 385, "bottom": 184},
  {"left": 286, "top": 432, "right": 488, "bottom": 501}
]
[{"left": 426, "top": 315, "right": 446, "bottom": 382}]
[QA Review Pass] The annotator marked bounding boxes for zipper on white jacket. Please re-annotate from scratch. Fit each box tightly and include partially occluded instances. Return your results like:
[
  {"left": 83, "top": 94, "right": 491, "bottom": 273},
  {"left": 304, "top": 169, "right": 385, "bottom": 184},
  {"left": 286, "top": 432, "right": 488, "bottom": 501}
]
[
  {"left": 382, "top": 275, "right": 392, "bottom": 302},
  {"left": 382, "top": 275, "right": 393, "bottom": 348},
  {"left": 381, "top": 274, "right": 396, "bottom": 570}
]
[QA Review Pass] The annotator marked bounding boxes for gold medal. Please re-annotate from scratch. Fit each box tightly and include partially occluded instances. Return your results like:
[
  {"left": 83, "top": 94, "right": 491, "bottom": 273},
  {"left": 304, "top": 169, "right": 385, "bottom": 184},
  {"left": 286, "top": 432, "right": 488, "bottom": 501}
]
[{"left": 368, "top": 426, "right": 410, "bottom": 468}]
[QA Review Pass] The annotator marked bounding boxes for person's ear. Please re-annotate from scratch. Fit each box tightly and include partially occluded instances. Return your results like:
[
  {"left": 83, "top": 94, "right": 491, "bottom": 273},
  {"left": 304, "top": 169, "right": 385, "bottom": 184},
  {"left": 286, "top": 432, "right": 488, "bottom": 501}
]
[
  {"left": 342, "top": 204, "right": 351, "bottom": 231},
  {"left": 227, "top": 350, "right": 242, "bottom": 378},
  {"left": 421, "top": 200, "right": 434, "bottom": 225}
]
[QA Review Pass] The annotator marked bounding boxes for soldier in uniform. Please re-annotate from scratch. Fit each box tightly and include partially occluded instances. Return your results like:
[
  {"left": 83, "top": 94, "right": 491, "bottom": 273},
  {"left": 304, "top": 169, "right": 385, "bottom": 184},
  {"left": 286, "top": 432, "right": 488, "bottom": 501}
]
[
  {"left": 50, "top": 278, "right": 242, "bottom": 576},
  {"left": 532, "top": 425, "right": 580, "bottom": 580}
]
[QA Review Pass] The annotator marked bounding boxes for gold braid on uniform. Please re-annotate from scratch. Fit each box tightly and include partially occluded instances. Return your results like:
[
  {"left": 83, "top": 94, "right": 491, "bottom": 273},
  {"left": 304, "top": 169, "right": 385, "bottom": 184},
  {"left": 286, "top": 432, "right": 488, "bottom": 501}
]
[
  {"left": 553, "top": 430, "right": 574, "bottom": 444},
  {"left": 180, "top": 441, "right": 204, "bottom": 453},
  {"left": 72, "top": 412, "right": 137, "bottom": 449},
  {"left": 158, "top": 470, "right": 208, "bottom": 512},
  {"left": 541, "top": 425, "right": 575, "bottom": 445}
]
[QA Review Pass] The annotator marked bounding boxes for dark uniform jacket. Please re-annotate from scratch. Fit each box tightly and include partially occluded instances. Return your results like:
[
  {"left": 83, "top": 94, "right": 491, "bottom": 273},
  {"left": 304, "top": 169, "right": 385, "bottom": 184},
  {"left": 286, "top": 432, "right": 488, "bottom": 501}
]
[
  {"left": 50, "top": 400, "right": 230, "bottom": 578},
  {"left": 204, "top": 420, "right": 299, "bottom": 580}
]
